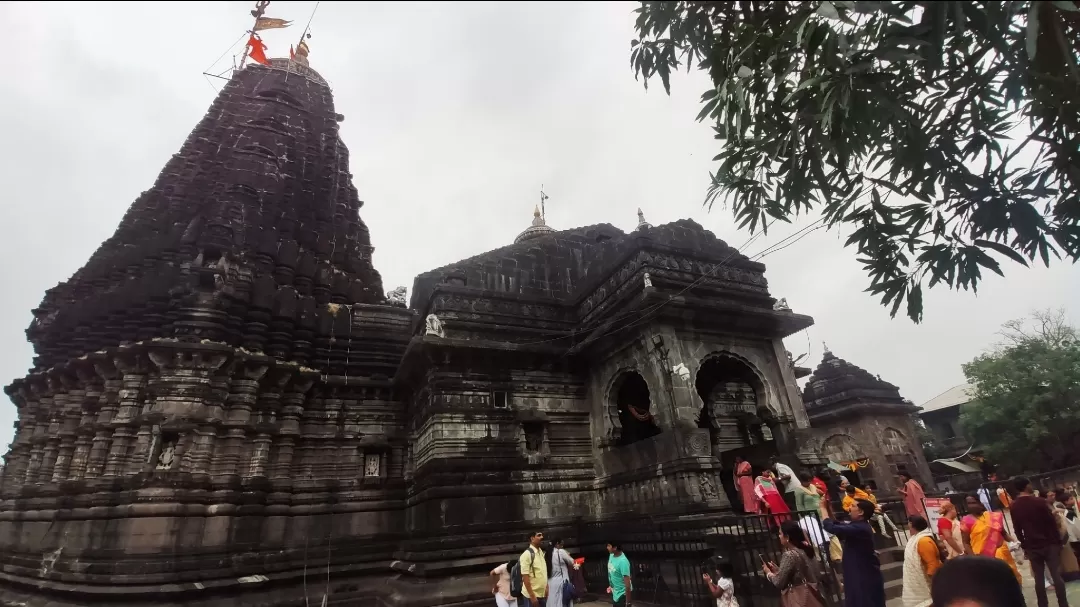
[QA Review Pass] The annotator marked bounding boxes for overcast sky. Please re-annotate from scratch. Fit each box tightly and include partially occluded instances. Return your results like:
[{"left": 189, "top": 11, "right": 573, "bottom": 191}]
[{"left": 1, "top": 1, "right": 1077, "bottom": 450}]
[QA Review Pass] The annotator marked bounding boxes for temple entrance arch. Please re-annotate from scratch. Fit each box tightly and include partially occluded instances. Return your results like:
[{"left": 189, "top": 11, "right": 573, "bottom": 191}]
[
  {"left": 608, "top": 370, "right": 661, "bottom": 447},
  {"left": 695, "top": 353, "right": 773, "bottom": 460}
]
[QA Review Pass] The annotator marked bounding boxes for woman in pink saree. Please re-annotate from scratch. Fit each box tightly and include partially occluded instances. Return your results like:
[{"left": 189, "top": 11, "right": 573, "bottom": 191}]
[
  {"left": 734, "top": 457, "right": 758, "bottom": 514},
  {"left": 755, "top": 469, "right": 791, "bottom": 525},
  {"left": 961, "top": 494, "right": 1021, "bottom": 583}
]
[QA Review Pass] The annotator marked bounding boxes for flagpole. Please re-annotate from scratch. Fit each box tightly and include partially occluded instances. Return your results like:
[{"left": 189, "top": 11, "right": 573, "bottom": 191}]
[
  {"left": 240, "top": 0, "right": 271, "bottom": 70},
  {"left": 296, "top": 1, "right": 320, "bottom": 51}
]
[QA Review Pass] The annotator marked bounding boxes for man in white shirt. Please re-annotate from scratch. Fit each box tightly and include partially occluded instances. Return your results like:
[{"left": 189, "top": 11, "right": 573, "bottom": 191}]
[{"left": 770, "top": 456, "right": 799, "bottom": 510}]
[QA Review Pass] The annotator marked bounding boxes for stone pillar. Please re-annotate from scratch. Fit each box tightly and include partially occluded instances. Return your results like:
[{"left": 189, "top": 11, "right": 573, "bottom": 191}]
[
  {"left": 3, "top": 386, "right": 34, "bottom": 490},
  {"left": 103, "top": 427, "right": 135, "bottom": 477},
  {"left": 87, "top": 355, "right": 122, "bottom": 478},
  {"left": 244, "top": 433, "right": 272, "bottom": 479},
  {"left": 35, "top": 378, "right": 61, "bottom": 484},
  {"left": 129, "top": 425, "right": 155, "bottom": 475},
  {"left": 188, "top": 425, "right": 217, "bottom": 476},
  {"left": 647, "top": 329, "right": 700, "bottom": 433},
  {"left": 272, "top": 373, "right": 314, "bottom": 483},
  {"left": 770, "top": 338, "right": 810, "bottom": 428}
]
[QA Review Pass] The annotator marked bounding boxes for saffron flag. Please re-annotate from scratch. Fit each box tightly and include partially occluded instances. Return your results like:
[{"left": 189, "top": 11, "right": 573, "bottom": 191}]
[
  {"left": 247, "top": 34, "right": 270, "bottom": 66},
  {"left": 289, "top": 44, "right": 295, "bottom": 60},
  {"left": 253, "top": 17, "right": 291, "bottom": 31}
]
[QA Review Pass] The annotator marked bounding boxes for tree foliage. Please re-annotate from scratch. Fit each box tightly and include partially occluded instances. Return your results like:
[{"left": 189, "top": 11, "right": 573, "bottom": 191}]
[
  {"left": 631, "top": 1, "right": 1079, "bottom": 322},
  {"left": 961, "top": 309, "right": 1080, "bottom": 472}
]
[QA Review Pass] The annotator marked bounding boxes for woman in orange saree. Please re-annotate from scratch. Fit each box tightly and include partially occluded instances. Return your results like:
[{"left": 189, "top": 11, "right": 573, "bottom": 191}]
[
  {"left": 734, "top": 457, "right": 759, "bottom": 514},
  {"left": 961, "top": 494, "right": 1021, "bottom": 583}
]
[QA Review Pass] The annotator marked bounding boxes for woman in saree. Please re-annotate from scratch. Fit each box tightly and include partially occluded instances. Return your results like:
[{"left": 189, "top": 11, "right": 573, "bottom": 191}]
[
  {"left": 755, "top": 469, "right": 791, "bottom": 525},
  {"left": 961, "top": 494, "right": 1021, "bottom": 583},
  {"left": 734, "top": 457, "right": 759, "bottom": 514}
]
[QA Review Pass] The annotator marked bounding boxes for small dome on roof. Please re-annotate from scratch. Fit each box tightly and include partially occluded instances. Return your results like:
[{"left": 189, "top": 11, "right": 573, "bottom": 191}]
[{"left": 514, "top": 205, "right": 556, "bottom": 244}]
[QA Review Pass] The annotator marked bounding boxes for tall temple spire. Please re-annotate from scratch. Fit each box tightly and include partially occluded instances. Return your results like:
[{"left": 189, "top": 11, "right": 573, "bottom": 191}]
[{"left": 23, "top": 43, "right": 382, "bottom": 371}]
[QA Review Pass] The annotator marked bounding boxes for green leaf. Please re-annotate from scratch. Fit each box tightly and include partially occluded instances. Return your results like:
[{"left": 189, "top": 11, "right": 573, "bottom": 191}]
[
  {"left": 906, "top": 282, "right": 923, "bottom": 323},
  {"left": 629, "top": 0, "right": 1080, "bottom": 322},
  {"left": 974, "top": 239, "right": 1031, "bottom": 266}
]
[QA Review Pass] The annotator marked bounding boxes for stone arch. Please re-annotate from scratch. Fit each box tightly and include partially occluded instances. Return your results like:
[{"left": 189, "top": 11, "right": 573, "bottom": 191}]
[
  {"left": 605, "top": 368, "right": 661, "bottom": 447},
  {"left": 694, "top": 351, "right": 772, "bottom": 452},
  {"left": 694, "top": 351, "right": 771, "bottom": 413},
  {"left": 821, "top": 433, "right": 861, "bottom": 462},
  {"left": 881, "top": 427, "right": 908, "bottom": 455}
]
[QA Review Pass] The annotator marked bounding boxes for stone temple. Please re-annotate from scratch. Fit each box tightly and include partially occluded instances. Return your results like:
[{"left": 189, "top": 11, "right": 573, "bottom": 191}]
[{"left": 0, "top": 55, "right": 920, "bottom": 606}]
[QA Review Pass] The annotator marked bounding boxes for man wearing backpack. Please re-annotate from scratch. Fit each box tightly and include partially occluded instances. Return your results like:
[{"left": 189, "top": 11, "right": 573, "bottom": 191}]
[{"left": 517, "top": 531, "right": 548, "bottom": 607}]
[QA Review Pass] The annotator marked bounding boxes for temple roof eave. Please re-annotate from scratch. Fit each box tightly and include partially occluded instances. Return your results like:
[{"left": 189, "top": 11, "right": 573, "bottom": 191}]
[{"left": 805, "top": 400, "right": 920, "bottom": 424}]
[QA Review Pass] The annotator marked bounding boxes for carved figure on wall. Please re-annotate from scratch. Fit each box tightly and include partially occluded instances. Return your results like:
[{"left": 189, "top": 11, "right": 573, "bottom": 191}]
[
  {"left": 773, "top": 297, "right": 791, "bottom": 311},
  {"left": 699, "top": 473, "right": 720, "bottom": 501},
  {"left": 671, "top": 363, "right": 691, "bottom": 382},
  {"left": 364, "top": 453, "right": 380, "bottom": 477},
  {"left": 387, "top": 286, "right": 407, "bottom": 307},
  {"left": 643, "top": 272, "right": 653, "bottom": 288},
  {"left": 424, "top": 314, "right": 445, "bottom": 338},
  {"left": 156, "top": 440, "right": 176, "bottom": 470}
]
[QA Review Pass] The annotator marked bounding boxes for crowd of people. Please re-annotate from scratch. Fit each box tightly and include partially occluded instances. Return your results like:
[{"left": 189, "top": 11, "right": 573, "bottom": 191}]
[
  {"left": 902, "top": 475, "right": 1080, "bottom": 607},
  {"left": 490, "top": 531, "right": 620, "bottom": 607},
  {"left": 488, "top": 467, "right": 1080, "bottom": 607}
]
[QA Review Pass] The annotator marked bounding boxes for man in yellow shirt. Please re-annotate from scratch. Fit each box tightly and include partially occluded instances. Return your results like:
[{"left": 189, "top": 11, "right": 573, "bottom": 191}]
[
  {"left": 842, "top": 484, "right": 871, "bottom": 512},
  {"left": 519, "top": 531, "right": 548, "bottom": 606}
]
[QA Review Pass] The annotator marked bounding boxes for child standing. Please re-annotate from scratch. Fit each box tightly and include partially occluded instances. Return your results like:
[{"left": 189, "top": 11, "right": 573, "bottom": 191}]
[{"left": 702, "top": 561, "right": 738, "bottom": 607}]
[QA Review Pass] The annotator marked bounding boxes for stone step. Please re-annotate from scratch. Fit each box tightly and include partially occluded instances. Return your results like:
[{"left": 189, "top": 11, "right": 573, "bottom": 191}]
[
  {"left": 878, "top": 546, "right": 906, "bottom": 565},
  {"left": 881, "top": 561, "right": 904, "bottom": 583},
  {"left": 884, "top": 577, "right": 904, "bottom": 601}
]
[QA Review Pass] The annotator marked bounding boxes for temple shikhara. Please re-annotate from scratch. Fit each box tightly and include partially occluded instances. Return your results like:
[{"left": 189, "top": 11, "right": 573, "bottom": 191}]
[{"left": 0, "top": 28, "right": 930, "bottom": 607}]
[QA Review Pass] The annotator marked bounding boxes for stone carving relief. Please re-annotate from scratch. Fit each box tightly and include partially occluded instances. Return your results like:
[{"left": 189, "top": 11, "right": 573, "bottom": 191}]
[
  {"left": 773, "top": 298, "right": 791, "bottom": 311},
  {"left": 424, "top": 314, "right": 445, "bottom": 338},
  {"left": 699, "top": 473, "right": 720, "bottom": 501},
  {"left": 386, "top": 286, "right": 407, "bottom": 307},
  {"left": 671, "top": 363, "right": 691, "bottom": 382},
  {"left": 364, "top": 453, "right": 381, "bottom": 477},
  {"left": 156, "top": 438, "right": 177, "bottom": 470},
  {"left": 687, "top": 432, "right": 711, "bottom": 456},
  {"left": 643, "top": 272, "right": 653, "bottom": 288},
  {"left": 578, "top": 250, "right": 770, "bottom": 324}
]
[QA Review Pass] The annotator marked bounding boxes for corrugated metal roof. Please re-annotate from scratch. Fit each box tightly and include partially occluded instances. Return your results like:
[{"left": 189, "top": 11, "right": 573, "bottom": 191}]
[{"left": 919, "top": 383, "right": 974, "bottom": 413}]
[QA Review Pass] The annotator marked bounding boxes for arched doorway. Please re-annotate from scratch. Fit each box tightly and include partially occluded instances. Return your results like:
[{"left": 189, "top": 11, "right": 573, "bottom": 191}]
[
  {"left": 695, "top": 355, "right": 770, "bottom": 455},
  {"left": 611, "top": 371, "right": 661, "bottom": 447},
  {"left": 695, "top": 354, "right": 772, "bottom": 508}
]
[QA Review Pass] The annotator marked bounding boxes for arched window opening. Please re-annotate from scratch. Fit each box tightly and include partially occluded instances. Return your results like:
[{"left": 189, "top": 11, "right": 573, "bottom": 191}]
[{"left": 613, "top": 372, "right": 660, "bottom": 446}]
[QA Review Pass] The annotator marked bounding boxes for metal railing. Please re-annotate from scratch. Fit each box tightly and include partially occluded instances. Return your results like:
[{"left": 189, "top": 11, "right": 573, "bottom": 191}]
[{"left": 575, "top": 510, "right": 843, "bottom": 607}]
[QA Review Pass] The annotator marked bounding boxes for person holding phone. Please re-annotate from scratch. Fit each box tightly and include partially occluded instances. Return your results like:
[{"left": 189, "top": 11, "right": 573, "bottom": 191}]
[{"left": 702, "top": 560, "right": 738, "bottom": 607}]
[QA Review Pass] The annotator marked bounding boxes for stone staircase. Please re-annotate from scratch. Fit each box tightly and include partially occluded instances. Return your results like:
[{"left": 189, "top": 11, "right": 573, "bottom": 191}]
[{"left": 878, "top": 545, "right": 906, "bottom": 602}]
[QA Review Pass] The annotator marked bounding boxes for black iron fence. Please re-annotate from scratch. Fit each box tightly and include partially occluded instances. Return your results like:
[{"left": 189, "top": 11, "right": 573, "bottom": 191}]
[{"left": 575, "top": 510, "right": 843, "bottom": 607}]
